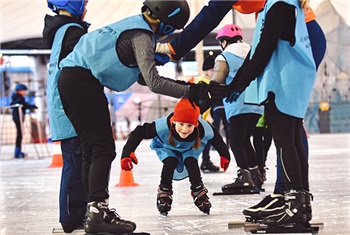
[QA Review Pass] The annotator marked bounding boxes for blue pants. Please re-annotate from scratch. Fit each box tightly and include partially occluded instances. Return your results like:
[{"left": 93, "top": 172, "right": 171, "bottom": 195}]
[{"left": 59, "top": 137, "right": 87, "bottom": 224}]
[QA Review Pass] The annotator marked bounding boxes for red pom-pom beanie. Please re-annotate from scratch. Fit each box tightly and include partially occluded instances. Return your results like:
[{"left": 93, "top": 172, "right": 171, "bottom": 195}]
[{"left": 171, "top": 98, "right": 200, "bottom": 126}]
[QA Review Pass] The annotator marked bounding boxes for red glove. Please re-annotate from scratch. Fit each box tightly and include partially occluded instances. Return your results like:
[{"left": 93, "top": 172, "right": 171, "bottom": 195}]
[
  {"left": 220, "top": 156, "right": 230, "bottom": 171},
  {"left": 121, "top": 152, "right": 138, "bottom": 171}
]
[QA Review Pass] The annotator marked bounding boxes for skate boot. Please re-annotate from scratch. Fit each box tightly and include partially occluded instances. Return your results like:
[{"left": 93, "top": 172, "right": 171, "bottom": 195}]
[
  {"left": 191, "top": 184, "right": 211, "bottom": 215},
  {"left": 303, "top": 191, "right": 313, "bottom": 222},
  {"left": 243, "top": 193, "right": 284, "bottom": 221},
  {"left": 262, "top": 189, "right": 307, "bottom": 226},
  {"left": 250, "top": 167, "right": 264, "bottom": 192},
  {"left": 14, "top": 147, "right": 26, "bottom": 158},
  {"left": 156, "top": 185, "right": 173, "bottom": 216},
  {"left": 258, "top": 165, "right": 267, "bottom": 182},
  {"left": 221, "top": 168, "right": 254, "bottom": 194},
  {"left": 84, "top": 201, "right": 136, "bottom": 235},
  {"left": 200, "top": 160, "right": 220, "bottom": 172}
]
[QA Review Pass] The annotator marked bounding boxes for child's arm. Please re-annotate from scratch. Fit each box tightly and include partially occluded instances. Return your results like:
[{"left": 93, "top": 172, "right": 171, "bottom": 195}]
[
  {"left": 208, "top": 126, "right": 231, "bottom": 171},
  {"left": 121, "top": 122, "right": 157, "bottom": 170}
]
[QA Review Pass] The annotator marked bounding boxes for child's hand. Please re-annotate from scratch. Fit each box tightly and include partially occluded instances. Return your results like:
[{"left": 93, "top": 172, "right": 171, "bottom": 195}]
[
  {"left": 121, "top": 152, "right": 138, "bottom": 171},
  {"left": 220, "top": 156, "right": 230, "bottom": 171}
]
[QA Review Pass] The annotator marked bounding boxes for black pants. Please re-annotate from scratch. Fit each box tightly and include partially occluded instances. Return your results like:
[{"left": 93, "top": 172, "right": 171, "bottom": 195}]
[
  {"left": 160, "top": 157, "right": 203, "bottom": 192},
  {"left": 13, "top": 119, "right": 23, "bottom": 148},
  {"left": 265, "top": 96, "right": 308, "bottom": 191},
  {"left": 229, "top": 113, "right": 261, "bottom": 169},
  {"left": 58, "top": 67, "right": 116, "bottom": 202}
]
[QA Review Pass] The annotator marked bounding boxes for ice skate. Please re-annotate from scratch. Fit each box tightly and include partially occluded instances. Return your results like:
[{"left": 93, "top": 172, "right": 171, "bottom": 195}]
[
  {"left": 200, "top": 160, "right": 220, "bottom": 172},
  {"left": 191, "top": 184, "right": 211, "bottom": 215},
  {"left": 258, "top": 165, "right": 267, "bottom": 182},
  {"left": 262, "top": 189, "right": 307, "bottom": 226},
  {"left": 243, "top": 193, "right": 284, "bottom": 220},
  {"left": 304, "top": 191, "right": 313, "bottom": 222},
  {"left": 156, "top": 185, "right": 173, "bottom": 216},
  {"left": 249, "top": 167, "right": 264, "bottom": 192},
  {"left": 84, "top": 201, "right": 136, "bottom": 235},
  {"left": 221, "top": 168, "right": 254, "bottom": 194}
]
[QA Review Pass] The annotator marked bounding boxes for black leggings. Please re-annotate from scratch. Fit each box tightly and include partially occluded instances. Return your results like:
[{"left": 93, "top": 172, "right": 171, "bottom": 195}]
[
  {"left": 229, "top": 113, "right": 261, "bottom": 169},
  {"left": 266, "top": 96, "right": 308, "bottom": 191},
  {"left": 160, "top": 157, "right": 203, "bottom": 192},
  {"left": 58, "top": 67, "right": 116, "bottom": 202}
]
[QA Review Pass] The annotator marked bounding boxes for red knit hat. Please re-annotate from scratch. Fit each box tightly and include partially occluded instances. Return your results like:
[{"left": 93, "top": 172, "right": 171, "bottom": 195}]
[{"left": 171, "top": 98, "right": 200, "bottom": 126}]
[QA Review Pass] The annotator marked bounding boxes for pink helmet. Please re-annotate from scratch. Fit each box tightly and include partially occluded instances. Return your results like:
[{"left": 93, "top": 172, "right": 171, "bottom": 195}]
[{"left": 216, "top": 24, "right": 243, "bottom": 41}]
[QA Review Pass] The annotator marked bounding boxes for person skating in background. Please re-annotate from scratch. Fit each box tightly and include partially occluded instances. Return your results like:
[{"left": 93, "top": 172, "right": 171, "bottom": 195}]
[
  {"left": 121, "top": 98, "right": 230, "bottom": 216},
  {"left": 10, "top": 83, "right": 37, "bottom": 158},
  {"left": 57, "top": 0, "right": 230, "bottom": 234},
  {"left": 207, "top": 24, "right": 264, "bottom": 193},
  {"left": 43, "top": 0, "right": 89, "bottom": 232}
]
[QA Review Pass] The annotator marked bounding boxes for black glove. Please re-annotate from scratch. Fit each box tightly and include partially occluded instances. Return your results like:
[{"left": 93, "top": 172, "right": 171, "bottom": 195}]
[
  {"left": 154, "top": 53, "right": 170, "bottom": 66},
  {"left": 189, "top": 81, "right": 230, "bottom": 105}
]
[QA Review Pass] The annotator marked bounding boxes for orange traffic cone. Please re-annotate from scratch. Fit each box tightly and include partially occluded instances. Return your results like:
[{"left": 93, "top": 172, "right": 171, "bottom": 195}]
[
  {"left": 115, "top": 169, "right": 139, "bottom": 187},
  {"left": 48, "top": 141, "right": 63, "bottom": 168}
]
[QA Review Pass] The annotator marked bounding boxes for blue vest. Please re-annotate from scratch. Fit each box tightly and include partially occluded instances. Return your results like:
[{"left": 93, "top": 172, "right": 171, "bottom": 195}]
[
  {"left": 60, "top": 15, "right": 156, "bottom": 91},
  {"left": 47, "top": 23, "right": 83, "bottom": 141},
  {"left": 221, "top": 51, "right": 263, "bottom": 121},
  {"left": 245, "top": 0, "right": 316, "bottom": 118},
  {"left": 150, "top": 116, "right": 213, "bottom": 180}
]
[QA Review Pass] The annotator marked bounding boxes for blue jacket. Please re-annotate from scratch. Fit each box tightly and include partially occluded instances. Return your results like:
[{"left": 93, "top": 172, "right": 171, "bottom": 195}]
[
  {"left": 60, "top": 15, "right": 156, "bottom": 92},
  {"left": 47, "top": 23, "right": 83, "bottom": 141},
  {"left": 222, "top": 51, "right": 263, "bottom": 120},
  {"left": 245, "top": 0, "right": 316, "bottom": 118},
  {"left": 150, "top": 116, "right": 213, "bottom": 180}
]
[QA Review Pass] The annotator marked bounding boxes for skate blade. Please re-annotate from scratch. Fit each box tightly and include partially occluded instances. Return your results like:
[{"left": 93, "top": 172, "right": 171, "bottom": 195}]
[
  {"left": 159, "top": 211, "right": 168, "bottom": 216},
  {"left": 213, "top": 190, "right": 259, "bottom": 195}
]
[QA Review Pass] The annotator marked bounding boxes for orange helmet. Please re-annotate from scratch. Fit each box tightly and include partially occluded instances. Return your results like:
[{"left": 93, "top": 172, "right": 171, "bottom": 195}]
[{"left": 233, "top": 0, "right": 266, "bottom": 14}]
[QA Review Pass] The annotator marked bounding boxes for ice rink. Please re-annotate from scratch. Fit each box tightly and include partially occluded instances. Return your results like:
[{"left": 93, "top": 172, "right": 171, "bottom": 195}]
[{"left": 1, "top": 133, "right": 349, "bottom": 235}]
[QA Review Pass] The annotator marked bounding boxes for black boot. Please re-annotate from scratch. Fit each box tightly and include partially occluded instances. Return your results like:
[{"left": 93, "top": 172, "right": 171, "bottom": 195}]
[
  {"left": 222, "top": 168, "right": 254, "bottom": 193},
  {"left": 303, "top": 191, "right": 313, "bottom": 222},
  {"left": 156, "top": 185, "right": 173, "bottom": 216},
  {"left": 200, "top": 160, "right": 220, "bottom": 172},
  {"left": 258, "top": 165, "right": 267, "bottom": 182},
  {"left": 84, "top": 201, "right": 136, "bottom": 234},
  {"left": 191, "top": 184, "right": 211, "bottom": 215},
  {"left": 250, "top": 167, "right": 264, "bottom": 191},
  {"left": 243, "top": 193, "right": 284, "bottom": 221},
  {"left": 262, "top": 189, "right": 307, "bottom": 226}
]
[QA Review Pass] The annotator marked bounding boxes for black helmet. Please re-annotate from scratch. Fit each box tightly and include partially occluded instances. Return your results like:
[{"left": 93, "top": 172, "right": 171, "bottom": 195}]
[{"left": 143, "top": 0, "right": 190, "bottom": 30}]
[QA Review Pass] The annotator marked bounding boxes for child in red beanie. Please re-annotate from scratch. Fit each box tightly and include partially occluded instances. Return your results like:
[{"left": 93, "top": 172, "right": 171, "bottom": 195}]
[{"left": 120, "top": 98, "right": 230, "bottom": 215}]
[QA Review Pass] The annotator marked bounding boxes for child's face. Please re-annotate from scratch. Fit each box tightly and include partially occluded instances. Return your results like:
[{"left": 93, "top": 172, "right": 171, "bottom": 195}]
[
  {"left": 173, "top": 121, "right": 195, "bottom": 139},
  {"left": 18, "top": 90, "right": 26, "bottom": 97}
]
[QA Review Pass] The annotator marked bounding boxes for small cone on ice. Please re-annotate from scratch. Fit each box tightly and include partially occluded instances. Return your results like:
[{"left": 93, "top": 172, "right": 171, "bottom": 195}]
[
  {"left": 115, "top": 169, "right": 139, "bottom": 187},
  {"left": 48, "top": 141, "right": 63, "bottom": 168}
]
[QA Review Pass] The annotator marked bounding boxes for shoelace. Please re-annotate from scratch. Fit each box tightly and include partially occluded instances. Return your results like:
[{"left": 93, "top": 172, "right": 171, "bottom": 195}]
[{"left": 106, "top": 208, "right": 123, "bottom": 223}]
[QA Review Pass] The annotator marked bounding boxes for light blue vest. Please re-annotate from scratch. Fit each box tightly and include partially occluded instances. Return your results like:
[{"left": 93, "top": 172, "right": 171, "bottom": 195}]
[
  {"left": 245, "top": 0, "right": 316, "bottom": 118},
  {"left": 150, "top": 116, "right": 213, "bottom": 180},
  {"left": 222, "top": 51, "right": 263, "bottom": 121},
  {"left": 60, "top": 15, "right": 156, "bottom": 91},
  {"left": 47, "top": 23, "right": 83, "bottom": 141}
]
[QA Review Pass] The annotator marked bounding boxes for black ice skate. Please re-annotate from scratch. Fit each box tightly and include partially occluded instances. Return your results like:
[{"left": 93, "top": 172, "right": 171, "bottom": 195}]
[
  {"left": 249, "top": 167, "right": 264, "bottom": 192},
  {"left": 156, "top": 185, "right": 173, "bottom": 216},
  {"left": 221, "top": 169, "right": 255, "bottom": 194},
  {"left": 243, "top": 193, "right": 284, "bottom": 221},
  {"left": 304, "top": 190, "right": 313, "bottom": 222},
  {"left": 84, "top": 201, "right": 136, "bottom": 235},
  {"left": 200, "top": 160, "right": 220, "bottom": 172},
  {"left": 191, "top": 184, "right": 211, "bottom": 215},
  {"left": 262, "top": 189, "right": 307, "bottom": 226}
]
